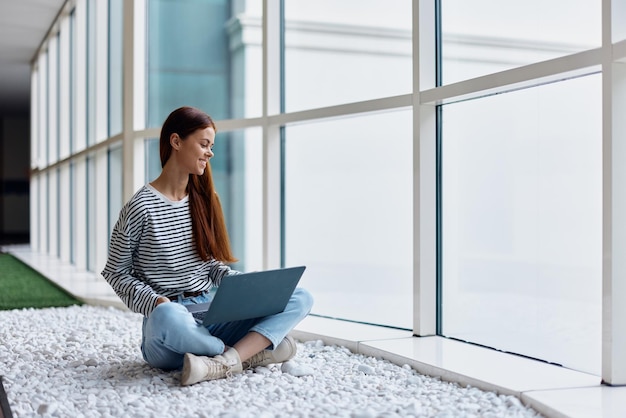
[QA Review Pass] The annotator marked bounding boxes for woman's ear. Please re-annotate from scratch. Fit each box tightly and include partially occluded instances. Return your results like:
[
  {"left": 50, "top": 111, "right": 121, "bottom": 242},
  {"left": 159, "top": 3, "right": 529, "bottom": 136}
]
[{"left": 170, "top": 133, "right": 180, "bottom": 150}]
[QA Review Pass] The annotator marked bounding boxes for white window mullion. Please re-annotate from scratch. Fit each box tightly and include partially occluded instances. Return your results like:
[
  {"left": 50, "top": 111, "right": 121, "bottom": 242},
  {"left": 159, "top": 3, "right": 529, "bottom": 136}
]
[
  {"left": 94, "top": 148, "right": 108, "bottom": 272},
  {"left": 49, "top": 170, "right": 59, "bottom": 256},
  {"left": 39, "top": 52, "right": 49, "bottom": 168},
  {"left": 59, "top": 164, "right": 71, "bottom": 262},
  {"left": 603, "top": 60, "right": 626, "bottom": 386},
  {"left": 414, "top": 0, "right": 438, "bottom": 336},
  {"left": 31, "top": 69, "right": 39, "bottom": 171},
  {"left": 602, "top": 0, "right": 626, "bottom": 385},
  {"left": 74, "top": 0, "right": 87, "bottom": 153},
  {"left": 95, "top": 0, "right": 108, "bottom": 142},
  {"left": 48, "top": 36, "right": 59, "bottom": 164},
  {"left": 30, "top": 176, "right": 39, "bottom": 252},
  {"left": 122, "top": 0, "right": 136, "bottom": 202},
  {"left": 39, "top": 175, "right": 48, "bottom": 253},
  {"left": 133, "top": 0, "right": 146, "bottom": 133},
  {"left": 262, "top": 0, "right": 282, "bottom": 269},
  {"left": 59, "top": 18, "right": 71, "bottom": 160},
  {"left": 74, "top": 157, "right": 87, "bottom": 270}
]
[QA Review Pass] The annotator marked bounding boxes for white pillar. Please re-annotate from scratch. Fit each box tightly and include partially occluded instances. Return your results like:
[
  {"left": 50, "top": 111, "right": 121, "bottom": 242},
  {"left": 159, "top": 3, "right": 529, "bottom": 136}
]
[
  {"left": 602, "top": 0, "right": 626, "bottom": 385},
  {"left": 122, "top": 0, "right": 136, "bottom": 203},
  {"left": 413, "top": 0, "right": 438, "bottom": 336},
  {"left": 262, "top": 0, "right": 282, "bottom": 269}
]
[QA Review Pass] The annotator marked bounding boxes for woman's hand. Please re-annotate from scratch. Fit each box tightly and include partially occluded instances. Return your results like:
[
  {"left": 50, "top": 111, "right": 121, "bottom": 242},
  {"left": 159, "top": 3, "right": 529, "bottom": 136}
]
[{"left": 155, "top": 296, "right": 171, "bottom": 306}]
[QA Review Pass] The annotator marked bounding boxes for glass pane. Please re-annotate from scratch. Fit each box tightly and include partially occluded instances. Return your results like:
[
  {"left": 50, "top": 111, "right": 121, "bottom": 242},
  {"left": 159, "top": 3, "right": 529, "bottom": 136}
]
[
  {"left": 108, "top": 0, "right": 123, "bottom": 136},
  {"left": 615, "top": 1, "right": 626, "bottom": 42},
  {"left": 55, "top": 168, "right": 61, "bottom": 256},
  {"left": 38, "top": 53, "right": 48, "bottom": 167},
  {"left": 284, "top": 110, "right": 413, "bottom": 329},
  {"left": 70, "top": 161, "right": 75, "bottom": 264},
  {"left": 69, "top": 9, "right": 75, "bottom": 153},
  {"left": 145, "top": 0, "right": 261, "bottom": 126},
  {"left": 441, "top": 0, "right": 601, "bottom": 84},
  {"left": 86, "top": 155, "right": 96, "bottom": 271},
  {"left": 144, "top": 127, "right": 263, "bottom": 273},
  {"left": 441, "top": 75, "right": 602, "bottom": 374},
  {"left": 108, "top": 144, "right": 123, "bottom": 235},
  {"left": 86, "top": 0, "right": 96, "bottom": 146},
  {"left": 145, "top": 137, "right": 161, "bottom": 183},
  {"left": 284, "top": 0, "right": 412, "bottom": 112}
]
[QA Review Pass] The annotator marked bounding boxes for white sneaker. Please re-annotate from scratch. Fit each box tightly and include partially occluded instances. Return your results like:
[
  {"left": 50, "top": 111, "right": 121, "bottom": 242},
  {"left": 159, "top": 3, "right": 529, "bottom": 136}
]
[
  {"left": 181, "top": 348, "right": 243, "bottom": 386},
  {"left": 243, "top": 336, "right": 297, "bottom": 369}
]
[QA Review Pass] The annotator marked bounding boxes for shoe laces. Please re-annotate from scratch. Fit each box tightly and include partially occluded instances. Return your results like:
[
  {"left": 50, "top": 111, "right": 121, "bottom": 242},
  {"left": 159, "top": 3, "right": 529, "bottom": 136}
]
[
  {"left": 205, "top": 356, "right": 236, "bottom": 378},
  {"left": 244, "top": 350, "right": 270, "bottom": 369}
]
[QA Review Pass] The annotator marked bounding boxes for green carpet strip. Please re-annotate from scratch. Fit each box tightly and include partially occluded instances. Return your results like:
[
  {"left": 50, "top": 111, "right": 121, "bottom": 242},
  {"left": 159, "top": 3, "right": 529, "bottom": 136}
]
[{"left": 0, "top": 253, "right": 82, "bottom": 310}]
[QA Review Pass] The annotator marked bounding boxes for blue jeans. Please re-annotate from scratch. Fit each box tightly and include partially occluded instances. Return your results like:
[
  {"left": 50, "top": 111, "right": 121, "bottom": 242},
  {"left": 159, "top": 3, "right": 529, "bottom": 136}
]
[{"left": 140, "top": 287, "right": 313, "bottom": 370}]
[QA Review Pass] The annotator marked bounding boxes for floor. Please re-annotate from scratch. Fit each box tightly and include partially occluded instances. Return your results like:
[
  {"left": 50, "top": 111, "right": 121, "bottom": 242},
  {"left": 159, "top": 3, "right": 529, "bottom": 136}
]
[{"left": 3, "top": 244, "right": 625, "bottom": 418}]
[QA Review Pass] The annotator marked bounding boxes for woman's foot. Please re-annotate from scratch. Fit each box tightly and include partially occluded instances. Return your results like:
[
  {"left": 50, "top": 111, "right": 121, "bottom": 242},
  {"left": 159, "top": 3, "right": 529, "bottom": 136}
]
[
  {"left": 242, "top": 336, "right": 297, "bottom": 369},
  {"left": 181, "top": 347, "right": 242, "bottom": 386}
]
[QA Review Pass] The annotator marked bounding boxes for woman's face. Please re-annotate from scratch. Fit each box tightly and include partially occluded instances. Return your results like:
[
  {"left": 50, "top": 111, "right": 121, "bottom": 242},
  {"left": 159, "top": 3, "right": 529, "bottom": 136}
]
[{"left": 175, "top": 126, "right": 215, "bottom": 175}]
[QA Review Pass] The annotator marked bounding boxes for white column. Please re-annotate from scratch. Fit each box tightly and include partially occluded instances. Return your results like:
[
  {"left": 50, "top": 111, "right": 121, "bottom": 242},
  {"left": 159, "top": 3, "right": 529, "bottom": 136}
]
[
  {"left": 94, "top": 148, "right": 109, "bottom": 273},
  {"left": 262, "top": 0, "right": 282, "bottom": 269},
  {"left": 74, "top": 0, "right": 87, "bottom": 153},
  {"left": 602, "top": 0, "right": 626, "bottom": 385},
  {"left": 413, "top": 0, "right": 438, "bottom": 336},
  {"left": 38, "top": 53, "right": 48, "bottom": 168},
  {"left": 122, "top": 0, "right": 136, "bottom": 202},
  {"left": 30, "top": 176, "right": 39, "bottom": 252},
  {"left": 30, "top": 69, "right": 40, "bottom": 251},
  {"left": 58, "top": 18, "right": 71, "bottom": 160},
  {"left": 603, "top": 60, "right": 626, "bottom": 386},
  {"left": 59, "top": 163, "right": 71, "bottom": 262},
  {"left": 133, "top": 0, "right": 146, "bottom": 133},
  {"left": 47, "top": 36, "right": 59, "bottom": 165},
  {"left": 95, "top": 0, "right": 109, "bottom": 143},
  {"left": 74, "top": 157, "right": 87, "bottom": 270}
]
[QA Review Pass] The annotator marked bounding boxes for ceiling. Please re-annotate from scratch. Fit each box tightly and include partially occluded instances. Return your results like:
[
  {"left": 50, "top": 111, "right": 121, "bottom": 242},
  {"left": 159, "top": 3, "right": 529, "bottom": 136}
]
[{"left": 0, "top": 0, "right": 65, "bottom": 114}]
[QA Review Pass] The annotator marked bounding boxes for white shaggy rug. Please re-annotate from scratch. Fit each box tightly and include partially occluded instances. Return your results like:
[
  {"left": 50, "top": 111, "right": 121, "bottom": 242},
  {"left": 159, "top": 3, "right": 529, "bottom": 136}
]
[{"left": 0, "top": 305, "right": 542, "bottom": 417}]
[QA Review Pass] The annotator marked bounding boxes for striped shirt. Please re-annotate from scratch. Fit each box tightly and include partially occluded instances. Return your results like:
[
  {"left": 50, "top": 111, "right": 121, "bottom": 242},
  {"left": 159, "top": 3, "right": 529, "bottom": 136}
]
[{"left": 101, "top": 184, "right": 239, "bottom": 317}]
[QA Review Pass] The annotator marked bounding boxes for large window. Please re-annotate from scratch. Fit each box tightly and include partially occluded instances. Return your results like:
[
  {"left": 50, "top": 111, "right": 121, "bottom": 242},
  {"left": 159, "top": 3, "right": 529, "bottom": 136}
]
[
  {"left": 440, "top": 75, "right": 602, "bottom": 374},
  {"left": 441, "top": 0, "right": 601, "bottom": 84},
  {"left": 284, "top": 0, "right": 412, "bottom": 112},
  {"left": 146, "top": 0, "right": 232, "bottom": 127},
  {"left": 284, "top": 110, "right": 413, "bottom": 329},
  {"left": 28, "top": 0, "right": 626, "bottom": 384}
]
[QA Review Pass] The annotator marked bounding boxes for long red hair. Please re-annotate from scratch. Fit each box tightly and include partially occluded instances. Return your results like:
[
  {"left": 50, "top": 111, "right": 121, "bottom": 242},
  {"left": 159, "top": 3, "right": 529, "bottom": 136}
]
[{"left": 159, "top": 106, "right": 237, "bottom": 263}]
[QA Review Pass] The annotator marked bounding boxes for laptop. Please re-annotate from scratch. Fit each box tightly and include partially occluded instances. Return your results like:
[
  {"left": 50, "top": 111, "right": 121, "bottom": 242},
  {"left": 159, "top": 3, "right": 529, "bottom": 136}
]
[{"left": 185, "top": 266, "right": 306, "bottom": 325}]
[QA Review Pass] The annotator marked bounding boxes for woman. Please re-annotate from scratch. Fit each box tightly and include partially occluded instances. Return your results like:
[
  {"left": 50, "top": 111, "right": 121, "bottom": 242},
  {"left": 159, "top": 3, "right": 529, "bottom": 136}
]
[{"left": 101, "top": 106, "right": 313, "bottom": 386}]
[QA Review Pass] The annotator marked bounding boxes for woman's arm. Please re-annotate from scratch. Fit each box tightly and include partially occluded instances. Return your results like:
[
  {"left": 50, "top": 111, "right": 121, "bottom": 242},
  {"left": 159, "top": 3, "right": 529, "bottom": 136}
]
[
  {"left": 101, "top": 204, "right": 161, "bottom": 316},
  {"left": 206, "top": 258, "right": 241, "bottom": 287}
]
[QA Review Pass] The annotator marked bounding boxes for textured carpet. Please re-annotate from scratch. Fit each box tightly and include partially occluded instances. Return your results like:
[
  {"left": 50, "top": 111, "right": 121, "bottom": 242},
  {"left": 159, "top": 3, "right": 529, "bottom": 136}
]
[{"left": 0, "top": 305, "right": 544, "bottom": 417}]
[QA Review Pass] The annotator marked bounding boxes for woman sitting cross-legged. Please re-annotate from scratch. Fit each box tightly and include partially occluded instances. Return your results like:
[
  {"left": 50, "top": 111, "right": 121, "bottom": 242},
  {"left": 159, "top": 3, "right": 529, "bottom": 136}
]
[{"left": 101, "top": 106, "right": 313, "bottom": 386}]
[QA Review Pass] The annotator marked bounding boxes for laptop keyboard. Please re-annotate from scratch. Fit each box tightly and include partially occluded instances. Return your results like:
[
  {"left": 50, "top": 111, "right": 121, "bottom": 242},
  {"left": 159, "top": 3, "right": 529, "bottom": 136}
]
[{"left": 191, "top": 310, "right": 206, "bottom": 321}]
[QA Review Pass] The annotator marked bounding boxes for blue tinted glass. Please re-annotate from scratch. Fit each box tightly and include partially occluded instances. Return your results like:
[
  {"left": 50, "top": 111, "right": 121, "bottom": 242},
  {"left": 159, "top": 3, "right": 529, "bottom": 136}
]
[
  {"left": 147, "top": 0, "right": 231, "bottom": 127},
  {"left": 147, "top": 73, "right": 229, "bottom": 122},
  {"left": 108, "top": 145, "right": 123, "bottom": 235},
  {"left": 145, "top": 138, "right": 161, "bottom": 183},
  {"left": 108, "top": 0, "right": 123, "bottom": 136}
]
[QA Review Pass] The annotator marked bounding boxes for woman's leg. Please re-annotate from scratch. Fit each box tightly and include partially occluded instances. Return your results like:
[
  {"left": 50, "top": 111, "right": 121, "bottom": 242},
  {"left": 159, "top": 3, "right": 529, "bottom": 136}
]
[
  {"left": 141, "top": 302, "right": 225, "bottom": 370},
  {"left": 209, "top": 287, "right": 314, "bottom": 353},
  {"left": 248, "top": 287, "right": 314, "bottom": 349},
  {"left": 181, "top": 288, "right": 313, "bottom": 385}
]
